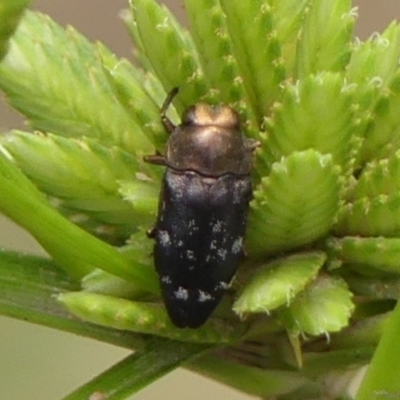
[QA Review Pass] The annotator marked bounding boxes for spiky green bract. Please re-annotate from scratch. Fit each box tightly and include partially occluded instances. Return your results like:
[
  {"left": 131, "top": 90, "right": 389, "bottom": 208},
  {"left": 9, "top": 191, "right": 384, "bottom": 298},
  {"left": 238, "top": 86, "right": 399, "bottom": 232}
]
[
  {"left": 58, "top": 292, "right": 245, "bottom": 344},
  {"left": 279, "top": 276, "right": 354, "bottom": 335},
  {"left": 359, "top": 71, "right": 400, "bottom": 164},
  {"left": 2, "top": 131, "right": 159, "bottom": 241},
  {"left": 184, "top": 0, "right": 254, "bottom": 122},
  {"left": 336, "top": 194, "right": 400, "bottom": 237},
  {"left": 347, "top": 22, "right": 400, "bottom": 91},
  {"left": 130, "top": 0, "right": 207, "bottom": 112},
  {"left": 83, "top": 232, "right": 157, "bottom": 298},
  {"left": 248, "top": 150, "right": 341, "bottom": 257},
  {"left": 101, "top": 56, "right": 168, "bottom": 153},
  {"left": 0, "top": 151, "right": 158, "bottom": 290},
  {"left": 346, "top": 22, "right": 400, "bottom": 165},
  {"left": 0, "top": 250, "right": 144, "bottom": 349},
  {"left": 118, "top": 180, "right": 158, "bottom": 222},
  {"left": 233, "top": 252, "right": 326, "bottom": 317},
  {"left": 261, "top": 72, "right": 358, "bottom": 173},
  {"left": 268, "top": 0, "right": 308, "bottom": 75},
  {"left": 326, "top": 237, "right": 400, "bottom": 274},
  {"left": 0, "top": 11, "right": 153, "bottom": 157},
  {"left": 353, "top": 150, "right": 400, "bottom": 199},
  {"left": 0, "top": 0, "right": 29, "bottom": 60},
  {"left": 81, "top": 269, "right": 148, "bottom": 299},
  {"left": 184, "top": 0, "right": 242, "bottom": 104},
  {"left": 295, "top": 0, "right": 354, "bottom": 78},
  {"left": 219, "top": 0, "right": 285, "bottom": 124}
]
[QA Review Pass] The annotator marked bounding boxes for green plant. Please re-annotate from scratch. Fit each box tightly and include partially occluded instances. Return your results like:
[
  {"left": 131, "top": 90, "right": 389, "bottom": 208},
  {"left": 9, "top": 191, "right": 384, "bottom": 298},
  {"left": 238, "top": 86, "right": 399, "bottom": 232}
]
[{"left": 1, "top": 0, "right": 400, "bottom": 399}]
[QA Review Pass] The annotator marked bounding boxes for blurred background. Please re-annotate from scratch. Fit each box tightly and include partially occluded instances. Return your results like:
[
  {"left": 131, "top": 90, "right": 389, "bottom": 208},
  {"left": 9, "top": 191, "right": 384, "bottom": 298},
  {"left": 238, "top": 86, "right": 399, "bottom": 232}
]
[{"left": 1, "top": 1, "right": 400, "bottom": 399}]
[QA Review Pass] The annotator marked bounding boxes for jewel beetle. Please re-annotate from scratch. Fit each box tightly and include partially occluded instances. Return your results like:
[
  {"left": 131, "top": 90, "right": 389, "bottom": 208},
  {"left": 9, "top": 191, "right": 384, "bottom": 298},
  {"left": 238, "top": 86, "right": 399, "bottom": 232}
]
[{"left": 145, "top": 88, "right": 258, "bottom": 328}]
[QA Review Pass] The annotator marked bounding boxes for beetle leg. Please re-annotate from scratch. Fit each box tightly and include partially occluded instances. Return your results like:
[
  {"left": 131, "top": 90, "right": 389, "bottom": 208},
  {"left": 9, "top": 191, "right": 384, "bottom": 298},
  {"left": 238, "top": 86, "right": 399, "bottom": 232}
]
[
  {"left": 147, "top": 226, "right": 157, "bottom": 238},
  {"left": 161, "top": 87, "right": 179, "bottom": 134},
  {"left": 143, "top": 152, "right": 167, "bottom": 166}
]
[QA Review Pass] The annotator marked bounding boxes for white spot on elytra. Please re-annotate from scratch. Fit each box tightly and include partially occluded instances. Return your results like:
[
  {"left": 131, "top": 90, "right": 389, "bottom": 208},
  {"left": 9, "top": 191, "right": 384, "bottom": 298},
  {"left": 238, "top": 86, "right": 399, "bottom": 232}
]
[
  {"left": 232, "top": 237, "right": 243, "bottom": 254},
  {"left": 198, "top": 290, "right": 214, "bottom": 302},
  {"left": 174, "top": 286, "right": 189, "bottom": 301},
  {"left": 216, "top": 281, "right": 230, "bottom": 291},
  {"left": 212, "top": 220, "right": 223, "bottom": 233},
  {"left": 161, "top": 275, "right": 172, "bottom": 284},
  {"left": 210, "top": 240, "right": 217, "bottom": 250},
  {"left": 158, "top": 230, "right": 171, "bottom": 246},
  {"left": 186, "top": 249, "right": 196, "bottom": 260},
  {"left": 187, "top": 219, "right": 199, "bottom": 234},
  {"left": 217, "top": 248, "right": 228, "bottom": 260},
  {"left": 177, "top": 240, "right": 184, "bottom": 247}
]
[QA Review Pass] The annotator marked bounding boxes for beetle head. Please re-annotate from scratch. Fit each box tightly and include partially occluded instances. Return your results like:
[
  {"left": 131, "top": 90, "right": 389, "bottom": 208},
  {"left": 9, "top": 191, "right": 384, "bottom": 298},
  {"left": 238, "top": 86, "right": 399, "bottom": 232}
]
[{"left": 166, "top": 104, "right": 254, "bottom": 177}]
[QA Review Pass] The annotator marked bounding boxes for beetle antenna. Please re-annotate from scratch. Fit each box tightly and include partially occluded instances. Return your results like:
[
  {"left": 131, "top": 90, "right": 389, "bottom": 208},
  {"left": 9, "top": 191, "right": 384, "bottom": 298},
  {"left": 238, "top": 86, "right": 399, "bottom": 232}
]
[{"left": 161, "top": 87, "right": 179, "bottom": 134}]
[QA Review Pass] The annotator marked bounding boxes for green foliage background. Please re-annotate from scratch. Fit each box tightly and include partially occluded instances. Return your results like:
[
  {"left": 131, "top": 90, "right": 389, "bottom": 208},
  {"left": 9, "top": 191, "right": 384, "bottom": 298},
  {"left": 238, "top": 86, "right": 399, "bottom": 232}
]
[{"left": 2, "top": 1, "right": 400, "bottom": 399}]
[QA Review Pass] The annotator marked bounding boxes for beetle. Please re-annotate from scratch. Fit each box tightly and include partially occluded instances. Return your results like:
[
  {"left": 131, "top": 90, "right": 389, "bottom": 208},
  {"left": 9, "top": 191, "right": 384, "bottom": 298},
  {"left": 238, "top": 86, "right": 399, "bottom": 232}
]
[{"left": 145, "top": 88, "right": 258, "bottom": 328}]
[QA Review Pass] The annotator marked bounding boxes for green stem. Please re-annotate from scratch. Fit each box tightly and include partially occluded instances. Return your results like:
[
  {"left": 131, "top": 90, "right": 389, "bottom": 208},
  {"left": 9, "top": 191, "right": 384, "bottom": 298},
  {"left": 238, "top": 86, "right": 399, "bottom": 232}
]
[
  {"left": 356, "top": 300, "right": 400, "bottom": 400},
  {"left": 0, "top": 250, "right": 144, "bottom": 349},
  {"left": 62, "top": 339, "right": 210, "bottom": 400},
  {"left": 189, "top": 354, "right": 306, "bottom": 398},
  {"left": 0, "top": 152, "right": 158, "bottom": 292}
]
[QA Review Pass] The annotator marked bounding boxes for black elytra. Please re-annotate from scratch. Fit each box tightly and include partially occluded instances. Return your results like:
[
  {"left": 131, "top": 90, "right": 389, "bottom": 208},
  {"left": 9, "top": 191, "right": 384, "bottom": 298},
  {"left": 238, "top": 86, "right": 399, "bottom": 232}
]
[{"left": 144, "top": 88, "right": 258, "bottom": 328}]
